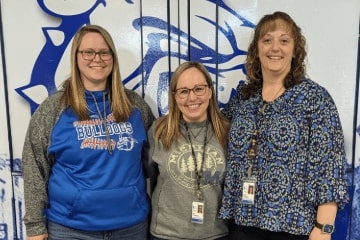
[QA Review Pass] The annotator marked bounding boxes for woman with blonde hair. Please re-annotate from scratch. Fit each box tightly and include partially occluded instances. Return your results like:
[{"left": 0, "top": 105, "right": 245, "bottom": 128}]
[
  {"left": 22, "top": 24, "right": 154, "bottom": 240},
  {"left": 148, "top": 61, "right": 230, "bottom": 240}
]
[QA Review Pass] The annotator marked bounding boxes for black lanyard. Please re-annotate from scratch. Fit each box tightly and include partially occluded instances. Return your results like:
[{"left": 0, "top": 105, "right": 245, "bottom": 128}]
[{"left": 184, "top": 120, "right": 208, "bottom": 201}]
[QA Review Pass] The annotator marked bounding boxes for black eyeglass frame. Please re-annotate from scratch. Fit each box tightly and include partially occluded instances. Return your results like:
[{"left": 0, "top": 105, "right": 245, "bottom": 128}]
[
  {"left": 77, "top": 50, "right": 113, "bottom": 61},
  {"left": 173, "top": 84, "right": 209, "bottom": 99}
]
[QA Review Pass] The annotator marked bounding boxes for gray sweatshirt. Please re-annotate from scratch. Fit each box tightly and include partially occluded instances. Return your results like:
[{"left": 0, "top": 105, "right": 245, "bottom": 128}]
[{"left": 148, "top": 120, "right": 229, "bottom": 240}]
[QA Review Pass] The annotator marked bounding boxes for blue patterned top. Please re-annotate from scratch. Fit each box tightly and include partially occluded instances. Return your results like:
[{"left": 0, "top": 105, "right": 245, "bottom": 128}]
[{"left": 219, "top": 78, "right": 349, "bottom": 235}]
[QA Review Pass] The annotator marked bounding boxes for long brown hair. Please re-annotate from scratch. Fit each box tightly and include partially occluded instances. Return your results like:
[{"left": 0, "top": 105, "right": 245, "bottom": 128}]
[
  {"left": 243, "top": 11, "right": 307, "bottom": 99},
  {"left": 60, "top": 24, "right": 132, "bottom": 122},
  {"left": 154, "top": 61, "right": 229, "bottom": 149}
]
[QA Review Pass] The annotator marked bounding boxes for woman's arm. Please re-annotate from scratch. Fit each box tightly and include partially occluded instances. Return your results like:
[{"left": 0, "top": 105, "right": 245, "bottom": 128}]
[{"left": 309, "top": 202, "right": 337, "bottom": 240}]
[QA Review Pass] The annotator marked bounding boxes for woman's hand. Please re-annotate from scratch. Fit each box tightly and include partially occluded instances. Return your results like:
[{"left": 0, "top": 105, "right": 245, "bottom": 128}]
[
  {"left": 27, "top": 234, "right": 48, "bottom": 240},
  {"left": 309, "top": 227, "right": 331, "bottom": 240}
]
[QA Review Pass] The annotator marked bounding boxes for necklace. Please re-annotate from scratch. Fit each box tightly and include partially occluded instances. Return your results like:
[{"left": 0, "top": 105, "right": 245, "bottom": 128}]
[
  {"left": 260, "top": 85, "right": 284, "bottom": 113},
  {"left": 91, "top": 92, "right": 113, "bottom": 154},
  {"left": 189, "top": 125, "right": 205, "bottom": 139}
]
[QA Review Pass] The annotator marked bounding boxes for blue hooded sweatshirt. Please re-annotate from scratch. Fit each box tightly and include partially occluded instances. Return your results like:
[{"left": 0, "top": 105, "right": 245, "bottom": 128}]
[{"left": 46, "top": 90, "right": 149, "bottom": 231}]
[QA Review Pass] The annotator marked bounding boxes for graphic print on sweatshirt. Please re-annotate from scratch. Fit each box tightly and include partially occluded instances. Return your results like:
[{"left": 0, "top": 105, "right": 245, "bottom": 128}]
[
  {"left": 74, "top": 113, "right": 138, "bottom": 152},
  {"left": 168, "top": 143, "right": 225, "bottom": 191}
]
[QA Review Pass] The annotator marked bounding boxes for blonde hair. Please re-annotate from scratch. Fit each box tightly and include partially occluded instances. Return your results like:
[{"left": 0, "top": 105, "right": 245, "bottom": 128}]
[
  {"left": 154, "top": 61, "right": 229, "bottom": 149},
  {"left": 61, "top": 24, "right": 132, "bottom": 122}
]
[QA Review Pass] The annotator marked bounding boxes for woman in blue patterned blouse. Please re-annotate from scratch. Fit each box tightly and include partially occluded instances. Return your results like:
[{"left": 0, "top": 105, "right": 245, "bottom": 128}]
[{"left": 219, "top": 11, "right": 349, "bottom": 240}]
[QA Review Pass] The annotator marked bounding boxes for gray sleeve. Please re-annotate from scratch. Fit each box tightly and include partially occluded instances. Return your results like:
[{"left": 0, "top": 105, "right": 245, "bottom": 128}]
[
  {"left": 125, "top": 88, "right": 155, "bottom": 131},
  {"left": 124, "top": 89, "right": 156, "bottom": 179},
  {"left": 22, "top": 94, "right": 61, "bottom": 236},
  {"left": 144, "top": 123, "right": 158, "bottom": 178}
]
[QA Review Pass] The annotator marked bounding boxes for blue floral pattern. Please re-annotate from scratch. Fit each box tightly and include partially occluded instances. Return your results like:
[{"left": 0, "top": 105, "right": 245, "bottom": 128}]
[{"left": 219, "top": 79, "right": 349, "bottom": 235}]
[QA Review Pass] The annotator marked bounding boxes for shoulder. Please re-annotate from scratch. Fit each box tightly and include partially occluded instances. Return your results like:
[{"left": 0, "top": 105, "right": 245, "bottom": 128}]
[
  {"left": 222, "top": 81, "right": 247, "bottom": 119},
  {"left": 26, "top": 90, "right": 65, "bottom": 138},
  {"left": 288, "top": 78, "right": 338, "bottom": 113},
  {"left": 233, "top": 80, "right": 246, "bottom": 98},
  {"left": 40, "top": 90, "right": 62, "bottom": 106},
  {"left": 150, "top": 116, "right": 166, "bottom": 133},
  {"left": 124, "top": 88, "right": 155, "bottom": 130},
  {"left": 33, "top": 90, "right": 64, "bottom": 119},
  {"left": 289, "top": 78, "right": 333, "bottom": 101},
  {"left": 310, "top": 80, "right": 336, "bottom": 106},
  {"left": 124, "top": 88, "right": 141, "bottom": 100},
  {"left": 296, "top": 78, "right": 330, "bottom": 95},
  {"left": 231, "top": 80, "right": 248, "bottom": 103},
  {"left": 236, "top": 80, "right": 246, "bottom": 91}
]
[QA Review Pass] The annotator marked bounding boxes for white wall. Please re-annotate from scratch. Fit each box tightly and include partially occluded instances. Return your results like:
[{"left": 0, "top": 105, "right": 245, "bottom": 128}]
[{"left": 0, "top": 0, "right": 358, "bottom": 239}]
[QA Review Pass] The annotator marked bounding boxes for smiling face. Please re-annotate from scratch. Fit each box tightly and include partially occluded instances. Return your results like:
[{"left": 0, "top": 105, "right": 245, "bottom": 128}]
[
  {"left": 77, "top": 32, "right": 113, "bottom": 91},
  {"left": 174, "top": 67, "right": 212, "bottom": 123},
  {"left": 258, "top": 19, "right": 294, "bottom": 79}
]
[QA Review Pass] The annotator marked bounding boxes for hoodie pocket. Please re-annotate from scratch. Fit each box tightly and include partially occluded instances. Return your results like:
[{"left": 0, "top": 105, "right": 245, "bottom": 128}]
[{"left": 67, "top": 186, "right": 149, "bottom": 226}]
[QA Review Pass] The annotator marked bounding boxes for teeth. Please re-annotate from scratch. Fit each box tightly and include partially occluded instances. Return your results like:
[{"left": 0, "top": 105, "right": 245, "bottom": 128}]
[
  {"left": 188, "top": 104, "right": 199, "bottom": 109},
  {"left": 269, "top": 56, "right": 282, "bottom": 60}
]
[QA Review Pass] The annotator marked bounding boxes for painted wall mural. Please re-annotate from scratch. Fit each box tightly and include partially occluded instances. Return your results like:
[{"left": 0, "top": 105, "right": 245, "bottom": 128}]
[{"left": 0, "top": 0, "right": 359, "bottom": 239}]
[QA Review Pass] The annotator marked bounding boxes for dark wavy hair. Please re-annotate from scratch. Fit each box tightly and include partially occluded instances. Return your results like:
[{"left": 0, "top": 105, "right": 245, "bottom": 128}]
[{"left": 242, "top": 11, "right": 307, "bottom": 99}]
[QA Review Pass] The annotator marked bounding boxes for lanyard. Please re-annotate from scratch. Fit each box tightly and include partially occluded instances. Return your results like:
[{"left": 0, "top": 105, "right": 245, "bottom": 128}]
[
  {"left": 90, "top": 92, "right": 113, "bottom": 154},
  {"left": 246, "top": 99, "right": 265, "bottom": 177},
  {"left": 184, "top": 120, "right": 208, "bottom": 201}
]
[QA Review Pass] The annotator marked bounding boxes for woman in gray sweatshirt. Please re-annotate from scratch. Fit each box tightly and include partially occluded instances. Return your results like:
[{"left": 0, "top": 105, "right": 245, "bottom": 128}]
[{"left": 147, "top": 61, "right": 230, "bottom": 240}]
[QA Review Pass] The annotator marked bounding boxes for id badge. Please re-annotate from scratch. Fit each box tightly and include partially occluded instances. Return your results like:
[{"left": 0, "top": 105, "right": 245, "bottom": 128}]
[
  {"left": 191, "top": 201, "right": 204, "bottom": 224},
  {"left": 242, "top": 177, "right": 257, "bottom": 205}
]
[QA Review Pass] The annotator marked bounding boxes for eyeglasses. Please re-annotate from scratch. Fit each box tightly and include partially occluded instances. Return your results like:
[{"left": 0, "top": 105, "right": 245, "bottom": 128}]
[
  {"left": 78, "top": 50, "right": 113, "bottom": 61},
  {"left": 174, "top": 84, "right": 209, "bottom": 99}
]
